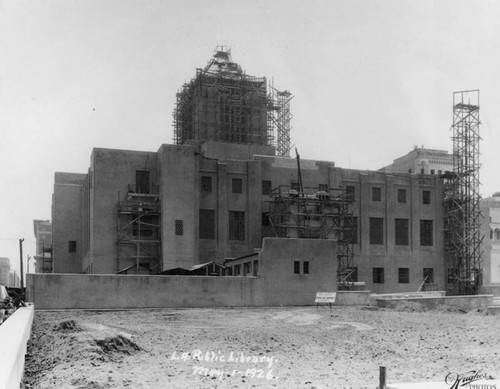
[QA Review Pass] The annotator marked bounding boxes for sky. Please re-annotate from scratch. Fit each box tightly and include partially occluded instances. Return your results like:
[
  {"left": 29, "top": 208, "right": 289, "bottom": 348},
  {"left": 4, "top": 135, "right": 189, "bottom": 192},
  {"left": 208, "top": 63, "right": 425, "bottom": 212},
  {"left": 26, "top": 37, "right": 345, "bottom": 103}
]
[{"left": 1, "top": 0, "right": 499, "bottom": 277}]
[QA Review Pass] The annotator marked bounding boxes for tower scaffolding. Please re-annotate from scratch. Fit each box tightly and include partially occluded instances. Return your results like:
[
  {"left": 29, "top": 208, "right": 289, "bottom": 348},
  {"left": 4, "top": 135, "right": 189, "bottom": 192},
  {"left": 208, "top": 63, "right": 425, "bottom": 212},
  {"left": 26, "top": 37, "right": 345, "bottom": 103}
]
[
  {"left": 268, "top": 83, "right": 294, "bottom": 157},
  {"left": 444, "top": 89, "right": 483, "bottom": 295}
]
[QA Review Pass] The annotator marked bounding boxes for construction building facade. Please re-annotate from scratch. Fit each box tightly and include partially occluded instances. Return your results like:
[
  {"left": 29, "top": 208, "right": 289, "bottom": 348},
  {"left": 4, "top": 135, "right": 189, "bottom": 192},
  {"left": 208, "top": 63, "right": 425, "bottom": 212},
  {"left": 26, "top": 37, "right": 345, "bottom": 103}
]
[{"left": 51, "top": 48, "right": 453, "bottom": 293}]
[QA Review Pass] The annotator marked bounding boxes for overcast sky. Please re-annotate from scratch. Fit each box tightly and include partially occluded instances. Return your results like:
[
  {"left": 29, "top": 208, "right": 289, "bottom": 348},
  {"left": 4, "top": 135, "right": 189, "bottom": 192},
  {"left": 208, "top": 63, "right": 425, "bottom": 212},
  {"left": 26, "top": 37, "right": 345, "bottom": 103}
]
[{"left": 1, "top": 0, "right": 499, "bottom": 276}]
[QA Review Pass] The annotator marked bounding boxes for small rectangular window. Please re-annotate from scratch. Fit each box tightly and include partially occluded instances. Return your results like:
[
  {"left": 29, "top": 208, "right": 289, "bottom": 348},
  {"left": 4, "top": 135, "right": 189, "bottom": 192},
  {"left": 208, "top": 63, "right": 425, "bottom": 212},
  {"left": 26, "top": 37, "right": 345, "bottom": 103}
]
[
  {"left": 234, "top": 265, "right": 241, "bottom": 276},
  {"left": 232, "top": 178, "right": 243, "bottom": 194},
  {"left": 303, "top": 261, "right": 310, "bottom": 274},
  {"left": 423, "top": 268, "right": 434, "bottom": 283},
  {"left": 262, "top": 212, "right": 270, "bottom": 227},
  {"left": 226, "top": 267, "right": 233, "bottom": 276},
  {"left": 291, "top": 181, "right": 300, "bottom": 191},
  {"left": 175, "top": 220, "right": 184, "bottom": 235},
  {"left": 68, "top": 240, "right": 77, "bottom": 253},
  {"left": 318, "top": 184, "right": 328, "bottom": 192},
  {"left": 369, "top": 217, "right": 384, "bottom": 245},
  {"left": 346, "top": 186, "right": 355, "bottom": 202},
  {"left": 294, "top": 261, "right": 300, "bottom": 274},
  {"left": 430, "top": 169, "right": 435, "bottom": 175},
  {"left": 346, "top": 216, "right": 358, "bottom": 244},
  {"left": 253, "top": 260, "right": 259, "bottom": 276},
  {"left": 262, "top": 180, "right": 272, "bottom": 195},
  {"left": 420, "top": 168, "right": 425, "bottom": 174},
  {"left": 372, "top": 187, "right": 381, "bottom": 201},
  {"left": 136, "top": 170, "right": 150, "bottom": 194},
  {"left": 397, "top": 189, "right": 406, "bottom": 203},
  {"left": 373, "top": 267, "right": 385, "bottom": 284},
  {"left": 398, "top": 268, "right": 409, "bottom": 284},
  {"left": 423, "top": 190, "right": 431, "bottom": 204},
  {"left": 201, "top": 176, "right": 212, "bottom": 192},
  {"left": 243, "top": 262, "right": 251, "bottom": 276},
  {"left": 420, "top": 219, "right": 433, "bottom": 246}
]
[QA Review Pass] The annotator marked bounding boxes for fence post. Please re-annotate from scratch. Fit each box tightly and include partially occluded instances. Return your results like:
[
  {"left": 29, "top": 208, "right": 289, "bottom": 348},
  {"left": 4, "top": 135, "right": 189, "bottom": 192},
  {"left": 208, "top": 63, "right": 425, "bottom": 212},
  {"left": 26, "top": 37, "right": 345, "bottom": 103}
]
[{"left": 379, "top": 366, "right": 386, "bottom": 389}]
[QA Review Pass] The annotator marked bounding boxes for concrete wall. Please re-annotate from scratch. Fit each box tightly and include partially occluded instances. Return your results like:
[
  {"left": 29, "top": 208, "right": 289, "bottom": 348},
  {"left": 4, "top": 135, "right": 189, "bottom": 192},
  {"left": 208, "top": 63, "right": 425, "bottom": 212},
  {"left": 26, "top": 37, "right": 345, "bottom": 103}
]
[
  {"left": 27, "top": 238, "right": 337, "bottom": 309},
  {"left": 52, "top": 172, "right": 87, "bottom": 273},
  {"left": 376, "top": 295, "right": 493, "bottom": 310},
  {"left": 0, "top": 306, "right": 34, "bottom": 389}
]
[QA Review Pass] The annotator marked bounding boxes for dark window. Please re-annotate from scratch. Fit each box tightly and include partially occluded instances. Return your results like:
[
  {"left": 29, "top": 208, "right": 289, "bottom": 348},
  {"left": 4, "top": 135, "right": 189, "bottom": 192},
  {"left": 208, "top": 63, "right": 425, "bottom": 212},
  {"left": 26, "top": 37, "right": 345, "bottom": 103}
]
[
  {"left": 234, "top": 265, "right": 241, "bottom": 276},
  {"left": 423, "top": 190, "right": 431, "bottom": 204},
  {"left": 420, "top": 168, "right": 425, "bottom": 174},
  {"left": 420, "top": 219, "right": 433, "bottom": 246},
  {"left": 291, "top": 181, "right": 300, "bottom": 191},
  {"left": 294, "top": 261, "right": 300, "bottom": 274},
  {"left": 262, "top": 180, "right": 272, "bottom": 195},
  {"left": 68, "top": 240, "right": 77, "bottom": 253},
  {"left": 201, "top": 176, "right": 212, "bottom": 192},
  {"left": 199, "top": 209, "right": 215, "bottom": 239},
  {"left": 226, "top": 267, "right": 233, "bottom": 276},
  {"left": 175, "top": 220, "right": 183, "bottom": 235},
  {"left": 372, "top": 187, "right": 382, "bottom": 201},
  {"left": 423, "top": 268, "right": 434, "bottom": 283},
  {"left": 398, "top": 268, "right": 409, "bottom": 284},
  {"left": 397, "top": 189, "right": 406, "bottom": 203},
  {"left": 346, "top": 185, "right": 355, "bottom": 202},
  {"left": 262, "top": 212, "right": 270, "bottom": 227},
  {"left": 346, "top": 216, "right": 358, "bottom": 244},
  {"left": 369, "top": 217, "right": 384, "bottom": 245},
  {"left": 232, "top": 178, "right": 243, "bottom": 194},
  {"left": 253, "top": 260, "right": 259, "bottom": 276},
  {"left": 243, "top": 262, "right": 251, "bottom": 276},
  {"left": 395, "top": 219, "right": 409, "bottom": 246},
  {"left": 136, "top": 170, "right": 150, "bottom": 194},
  {"left": 229, "top": 211, "right": 245, "bottom": 241},
  {"left": 430, "top": 169, "right": 435, "bottom": 175},
  {"left": 318, "top": 184, "right": 328, "bottom": 192},
  {"left": 408, "top": 169, "right": 412, "bottom": 173},
  {"left": 373, "top": 267, "right": 385, "bottom": 284},
  {"left": 303, "top": 261, "right": 309, "bottom": 274}
]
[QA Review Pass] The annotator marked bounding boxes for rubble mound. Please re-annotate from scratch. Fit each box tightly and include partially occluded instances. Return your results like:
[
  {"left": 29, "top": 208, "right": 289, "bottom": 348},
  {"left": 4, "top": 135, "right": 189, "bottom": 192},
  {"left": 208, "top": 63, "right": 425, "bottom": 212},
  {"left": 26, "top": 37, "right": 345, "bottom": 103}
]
[
  {"left": 393, "top": 301, "right": 427, "bottom": 313},
  {"left": 53, "top": 319, "right": 82, "bottom": 332},
  {"left": 95, "top": 335, "right": 141, "bottom": 356},
  {"left": 432, "top": 305, "right": 467, "bottom": 314}
]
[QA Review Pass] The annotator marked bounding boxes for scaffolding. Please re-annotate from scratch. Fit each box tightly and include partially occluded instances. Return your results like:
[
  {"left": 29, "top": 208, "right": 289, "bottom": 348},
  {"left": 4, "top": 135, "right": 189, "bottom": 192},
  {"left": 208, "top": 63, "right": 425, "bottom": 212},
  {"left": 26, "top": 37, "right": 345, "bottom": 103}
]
[
  {"left": 117, "top": 185, "right": 161, "bottom": 274},
  {"left": 173, "top": 47, "right": 292, "bottom": 155},
  {"left": 444, "top": 90, "right": 483, "bottom": 295},
  {"left": 265, "top": 185, "right": 355, "bottom": 288}
]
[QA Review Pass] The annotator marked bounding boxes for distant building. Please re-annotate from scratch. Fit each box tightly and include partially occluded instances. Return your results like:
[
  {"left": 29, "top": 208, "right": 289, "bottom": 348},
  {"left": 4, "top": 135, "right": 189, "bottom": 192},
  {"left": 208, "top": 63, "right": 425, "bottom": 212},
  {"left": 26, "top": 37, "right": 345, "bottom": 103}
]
[
  {"left": 8, "top": 271, "right": 20, "bottom": 287},
  {"left": 380, "top": 146, "right": 453, "bottom": 175},
  {"left": 481, "top": 193, "right": 500, "bottom": 285},
  {"left": 51, "top": 48, "right": 447, "bottom": 293},
  {"left": 0, "top": 257, "right": 10, "bottom": 286},
  {"left": 33, "top": 220, "right": 53, "bottom": 273}
]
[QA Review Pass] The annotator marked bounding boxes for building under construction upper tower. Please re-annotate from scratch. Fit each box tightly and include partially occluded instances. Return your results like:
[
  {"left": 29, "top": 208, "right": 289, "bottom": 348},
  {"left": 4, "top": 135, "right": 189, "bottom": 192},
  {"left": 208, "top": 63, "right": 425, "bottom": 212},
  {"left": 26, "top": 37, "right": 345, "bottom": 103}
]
[{"left": 173, "top": 47, "right": 292, "bottom": 155}]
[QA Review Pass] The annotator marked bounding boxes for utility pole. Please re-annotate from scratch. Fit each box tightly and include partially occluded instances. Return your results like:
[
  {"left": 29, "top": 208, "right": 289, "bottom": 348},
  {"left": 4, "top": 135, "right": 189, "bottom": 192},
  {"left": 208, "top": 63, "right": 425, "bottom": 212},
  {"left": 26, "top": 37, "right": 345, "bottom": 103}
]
[{"left": 19, "top": 238, "right": 24, "bottom": 290}]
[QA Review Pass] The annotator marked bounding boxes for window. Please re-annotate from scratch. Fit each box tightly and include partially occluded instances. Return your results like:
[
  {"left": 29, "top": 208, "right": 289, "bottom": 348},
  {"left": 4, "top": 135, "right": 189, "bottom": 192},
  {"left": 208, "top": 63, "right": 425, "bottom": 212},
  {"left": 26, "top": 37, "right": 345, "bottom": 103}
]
[
  {"left": 262, "top": 180, "right": 272, "bottom": 196},
  {"left": 253, "top": 260, "right": 259, "bottom": 276},
  {"left": 420, "top": 168, "right": 425, "bottom": 174},
  {"left": 346, "top": 216, "right": 358, "bottom": 244},
  {"left": 430, "top": 169, "right": 435, "bottom": 175},
  {"left": 372, "top": 187, "right": 381, "bottom": 201},
  {"left": 408, "top": 169, "right": 412, "bottom": 174},
  {"left": 369, "top": 217, "right": 384, "bottom": 245},
  {"left": 226, "top": 267, "right": 233, "bottom": 276},
  {"left": 398, "top": 268, "right": 409, "bottom": 284},
  {"left": 447, "top": 268, "right": 455, "bottom": 284},
  {"left": 373, "top": 267, "right": 385, "bottom": 284},
  {"left": 243, "top": 262, "right": 251, "bottom": 276},
  {"left": 395, "top": 219, "right": 409, "bottom": 246},
  {"left": 420, "top": 219, "right": 433, "bottom": 246},
  {"left": 199, "top": 209, "right": 215, "bottom": 239},
  {"left": 303, "top": 261, "right": 310, "bottom": 274},
  {"left": 234, "top": 265, "right": 241, "bottom": 276},
  {"left": 423, "top": 268, "right": 434, "bottom": 283},
  {"left": 397, "top": 189, "right": 406, "bottom": 203},
  {"left": 232, "top": 178, "right": 243, "bottom": 194},
  {"left": 201, "top": 176, "right": 212, "bottom": 192},
  {"left": 318, "top": 184, "right": 328, "bottom": 192},
  {"left": 496, "top": 228, "right": 500, "bottom": 241},
  {"left": 175, "top": 220, "right": 183, "bottom": 235},
  {"left": 136, "top": 170, "right": 150, "bottom": 194},
  {"left": 438, "top": 170, "right": 442, "bottom": 175},
  {"left": 262, "top": 212, "right": 270, "bottom": 227},
  {"left": 229, "top": 211, "right": 245, "bottom": 241},
  {"left": 68, "top": 240, "right": 77, "bottom": 253},
  {"left": 346, "top": 185, "right": 355, "bottom": 202},
  {"left": 291, "top": 181, "right": 300, "bottom": 191},
  {"left": 423, "top": 190, "right": 431, "bottom": 204},
  {"left": 294, "top": 261, "right": 300, "bottom": 274}
]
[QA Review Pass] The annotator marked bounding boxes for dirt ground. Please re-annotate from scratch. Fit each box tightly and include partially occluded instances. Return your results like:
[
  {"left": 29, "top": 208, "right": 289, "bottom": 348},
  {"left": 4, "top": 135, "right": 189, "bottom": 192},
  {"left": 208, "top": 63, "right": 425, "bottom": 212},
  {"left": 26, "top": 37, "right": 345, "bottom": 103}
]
[{"left": 22, "top": 304, "right": 500, "bottom": 389}]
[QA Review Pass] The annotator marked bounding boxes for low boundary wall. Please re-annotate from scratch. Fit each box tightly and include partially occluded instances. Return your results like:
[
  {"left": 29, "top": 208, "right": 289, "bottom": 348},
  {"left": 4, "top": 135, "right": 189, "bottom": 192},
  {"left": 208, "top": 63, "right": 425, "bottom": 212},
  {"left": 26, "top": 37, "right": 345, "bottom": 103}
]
[
  {"left": 0, "top": 306, "right": 34, "bottom": 389},
  {"left": 335, "top": 291, "right": 371, "bottom": 305},
  {"left": 376, "top": 294, "right": 493, "bottom": 311}
]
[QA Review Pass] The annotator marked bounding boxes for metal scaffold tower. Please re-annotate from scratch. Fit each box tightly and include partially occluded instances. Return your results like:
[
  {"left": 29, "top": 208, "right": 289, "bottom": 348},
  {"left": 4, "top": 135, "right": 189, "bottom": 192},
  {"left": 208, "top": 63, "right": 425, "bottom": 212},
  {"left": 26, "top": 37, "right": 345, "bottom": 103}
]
[
  {"left": 268, "top": 84, "right": 293, "bottom": 157},
  {"left": 444, "top": 89, "right": 483, "bottom": 295}
]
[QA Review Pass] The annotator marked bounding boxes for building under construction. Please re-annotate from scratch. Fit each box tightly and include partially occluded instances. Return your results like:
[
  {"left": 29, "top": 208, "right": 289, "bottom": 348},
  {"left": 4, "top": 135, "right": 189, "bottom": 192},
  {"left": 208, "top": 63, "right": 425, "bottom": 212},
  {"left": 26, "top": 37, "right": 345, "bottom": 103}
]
[{"left": 173, "top": 48, "right": 293, "bottom": 156}]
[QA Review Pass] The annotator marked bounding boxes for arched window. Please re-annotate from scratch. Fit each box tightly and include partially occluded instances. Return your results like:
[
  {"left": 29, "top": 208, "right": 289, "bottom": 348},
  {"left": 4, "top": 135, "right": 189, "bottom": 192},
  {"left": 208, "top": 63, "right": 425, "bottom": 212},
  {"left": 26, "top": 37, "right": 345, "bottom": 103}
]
[{"left": 495, "top": 228, "right": 500, "bottom": 241}]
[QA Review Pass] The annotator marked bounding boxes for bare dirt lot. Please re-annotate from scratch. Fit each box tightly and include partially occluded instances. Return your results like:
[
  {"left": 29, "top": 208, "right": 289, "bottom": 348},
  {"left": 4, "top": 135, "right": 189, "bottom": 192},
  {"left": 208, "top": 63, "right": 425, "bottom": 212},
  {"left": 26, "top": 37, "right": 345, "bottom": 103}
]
[{"left": 22, "top": 305, "right": 500, "bottom": 389}]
